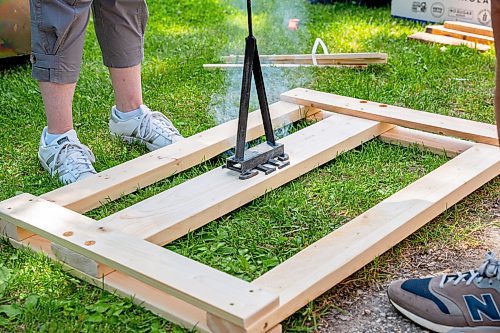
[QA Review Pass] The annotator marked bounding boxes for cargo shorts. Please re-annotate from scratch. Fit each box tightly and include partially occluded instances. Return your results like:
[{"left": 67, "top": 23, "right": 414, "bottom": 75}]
[{"left": 30, "top": 0, "right": 148, "bottom": 84}]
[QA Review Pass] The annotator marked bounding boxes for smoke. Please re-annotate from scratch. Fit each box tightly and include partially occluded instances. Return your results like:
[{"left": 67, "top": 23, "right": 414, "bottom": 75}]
[{"left": 208, "top": 0, "right": 313, "bottom": 139}]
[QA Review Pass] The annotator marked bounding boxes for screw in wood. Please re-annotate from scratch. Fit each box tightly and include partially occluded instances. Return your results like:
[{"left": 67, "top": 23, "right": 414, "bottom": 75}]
[
  {"left": 84, "top": 240, "right": 96, "bottom": 246},
  {"left": 63, "top": 231, "right": 74, "bottom": 237}
]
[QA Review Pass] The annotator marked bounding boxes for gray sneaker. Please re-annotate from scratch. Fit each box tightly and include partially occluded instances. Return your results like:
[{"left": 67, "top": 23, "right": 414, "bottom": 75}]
[
  {"left": 388, "top": 252, "right": 500, "bottom": 333},
  {"left": 109, "top": 105, "right": 183, "bottom": 151},
  {"left": 38, "top": 127, "right": 96, "bottom": 184}
]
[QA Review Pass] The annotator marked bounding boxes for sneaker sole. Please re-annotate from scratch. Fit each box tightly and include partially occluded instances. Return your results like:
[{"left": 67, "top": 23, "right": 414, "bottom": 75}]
[
  {"left": 390, "top": 300, "right": 500, "bottom": 333},
  {"left": 38, "top": 151, "right": 54, "bottom": 176},
  {"left": 110, "top": 132, "right": 159, "bottom": 151}
]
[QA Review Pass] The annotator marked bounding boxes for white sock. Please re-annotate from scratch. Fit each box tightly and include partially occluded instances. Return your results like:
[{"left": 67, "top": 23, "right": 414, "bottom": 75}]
[
  {"left": 115, "top": 106, "right": 143, "bottom": 121},
  {"left": 45, "top": 132, "right": 61, "bottom": 145}
]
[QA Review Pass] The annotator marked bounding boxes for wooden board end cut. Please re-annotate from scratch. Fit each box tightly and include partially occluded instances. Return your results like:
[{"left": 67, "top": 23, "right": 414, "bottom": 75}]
[
  {"left": 443, "top": 21, "right": 493, "bottom": 38},
  {"left": 408, "top": 32, "right": 490, "bottom": 52},
  {"left": 426, "top": 25, "right": 494, "bottom": 45}
]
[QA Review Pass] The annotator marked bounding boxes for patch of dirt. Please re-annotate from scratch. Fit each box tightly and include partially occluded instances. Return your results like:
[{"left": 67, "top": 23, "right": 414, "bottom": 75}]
[{"left": 316, "top": 198, "right": 499, "bottom": 333}]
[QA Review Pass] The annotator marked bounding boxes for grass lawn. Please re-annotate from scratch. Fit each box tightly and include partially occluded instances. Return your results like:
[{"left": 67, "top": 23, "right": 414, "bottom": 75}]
[{"left": 0, "top": 0, "right": 498, "bottom": 332}]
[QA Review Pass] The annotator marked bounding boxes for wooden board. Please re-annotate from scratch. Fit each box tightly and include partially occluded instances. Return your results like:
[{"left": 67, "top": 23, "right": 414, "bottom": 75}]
[
  {"left": 281, "top": 88, "right": 499, "bottom": 146},
  {"left": 0, "top": 217, "right": 33, "bottom": 241},
  {"left": 9, "top": 235, "right": 211, "bottom": 333},
  {"left": 7, "top": 142, "right": 498, "bottom": 333},
  {"left": 317, "top": 111, "right": 474, "bottom": 157},
  {"left": 408, "top": 32, "right": 490, "bottom": 52},
  {"left": 203, "top": 64, "right": 368, "bottom": 70},
  {"left": 222, "top": 53, "right": 388, "bottom": 65},
  {"left": 16, "top": 120, "right": 472, "bottom": 278},
  {"left": 2, "top": 87, "right": 498, "bottom": 333},
  {"left": 0, "top": 194, "right": 279, "bottom": 328},
  {"left": 378, "top": 126, "right": 473, "bottom": 157},
  {"left": 248, "top": 143, "right": 500, "bottom": 332},
  {"left": 40, "top": 102, "right": 316, "bottom": 214},
  {"left": 101, "top": 114, "right": 393, "bottom": 246},
  {"left": 443, "top": 21, "right": 493, "bottom": 38},
  {"left": 426, "top": 25, "right": 494, "bottom": 45}
]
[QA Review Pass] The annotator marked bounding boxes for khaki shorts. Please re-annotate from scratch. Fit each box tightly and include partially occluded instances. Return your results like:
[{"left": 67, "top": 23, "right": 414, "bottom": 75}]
[{"left": 30, "top": 0, "right": 148, "bottom": 84}]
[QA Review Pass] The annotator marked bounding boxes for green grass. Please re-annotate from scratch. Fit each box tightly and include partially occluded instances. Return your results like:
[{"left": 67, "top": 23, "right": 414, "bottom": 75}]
[{"left": 0, "top": 0, "right": 498, "bottom": 332}]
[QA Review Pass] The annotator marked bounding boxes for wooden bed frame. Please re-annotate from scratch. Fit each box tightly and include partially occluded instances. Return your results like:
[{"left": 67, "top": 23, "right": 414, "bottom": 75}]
[{"left": 0, "top": 88, "right": 498, "bottom": 333}]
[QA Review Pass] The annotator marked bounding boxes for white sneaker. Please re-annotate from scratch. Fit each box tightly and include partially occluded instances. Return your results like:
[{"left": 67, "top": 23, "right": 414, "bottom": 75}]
[
  {"left": 38, "top": 127, "right": 96, "bottom": 184},
  {"left": 109, "top": 105, "right": 184, "bottom": 151}
]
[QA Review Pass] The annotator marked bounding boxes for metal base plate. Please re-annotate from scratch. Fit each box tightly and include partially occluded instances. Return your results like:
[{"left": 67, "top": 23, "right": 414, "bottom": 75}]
[{"left": 225, "top": 142, "right": 290, "bottom": 180}]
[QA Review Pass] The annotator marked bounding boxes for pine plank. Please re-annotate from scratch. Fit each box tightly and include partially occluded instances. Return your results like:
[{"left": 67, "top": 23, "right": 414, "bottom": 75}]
[
  {"left": 281, "top": 88, "right": 498, "bottom": 146},
  {"left": 317, "top": 111, "right": 474, "bottom": 156},
  {"left": 408, "top": 32, "right": 490, "bottom": 51},
  {"left": 426, "top": 25, "right": 494, "bottom": 45},
  {"left": 0, "top": 194, "right": 279, "bottom": 328},
  {"left": 9, "top": 235, "right": 210, "bottom": 332},
  {"left": 248, "top": 143, "right": 500, "bottom": 332},
  {"left": 101, "top": 114, "right": 394, "bottom": 246},
  {"left": 223, "top": 53, "right": 388, "bottom": 65},
  {"left": 203, "top": 64, "right": 368, "bottom": 70},
  {"left": 443, "top": 21, "right": 493, "bottom": 38},
  {"left": 0, "top": 217, "right": 33, "bottom": 241},
  {"left": 378, "top": 126, "right": 473, "bottom": 157},
  {"left": 41, "top": 102, "right": 316, "bottom": 214}
]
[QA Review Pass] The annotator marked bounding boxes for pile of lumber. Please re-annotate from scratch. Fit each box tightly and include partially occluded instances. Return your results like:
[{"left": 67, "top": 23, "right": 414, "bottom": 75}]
[
  {"left": 203, "top": 53, "right": 388, "bottom": 70},
  {"left": 409, "top": 21, "right": 493, "bottom": 52}
]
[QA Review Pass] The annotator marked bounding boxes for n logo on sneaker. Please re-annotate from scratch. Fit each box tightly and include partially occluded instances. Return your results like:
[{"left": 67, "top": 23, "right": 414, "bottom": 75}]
[{"left": 464, "top": 294, "right": 500, "bottom": 322}]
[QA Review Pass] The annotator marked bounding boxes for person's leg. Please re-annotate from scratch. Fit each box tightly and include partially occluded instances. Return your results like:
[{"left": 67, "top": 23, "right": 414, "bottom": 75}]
[
  {"left": 492, "top": 0, "right": 500, "bottom": 143},
  {"left": 40, "top": 82, "right": 76, "bottom": 135},
  {"left": 30, "top": 0, "right": 91, "bottom": 135},
  {"left": 92, "top": 0, "right": 146, "bottom": 113},
  {"left": 108, "top": 65, "right": 143, "bottom": 113},
  {"left": 31, "top": 0, "right": 96, "bottom": 183},
  {"left": 93, "top": 0, "right": 183, "bottom": 151}
]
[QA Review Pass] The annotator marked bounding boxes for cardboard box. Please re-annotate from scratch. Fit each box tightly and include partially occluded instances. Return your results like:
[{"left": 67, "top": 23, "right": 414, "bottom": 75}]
[{"left": 391, "top": 0, "right": 491, "bottom": 27}]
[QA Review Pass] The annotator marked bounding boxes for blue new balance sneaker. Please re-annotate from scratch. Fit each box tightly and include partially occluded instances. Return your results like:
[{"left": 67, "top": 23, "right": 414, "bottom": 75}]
[{"left": 388, "top": 252, "right": 500, "bottom": 332}]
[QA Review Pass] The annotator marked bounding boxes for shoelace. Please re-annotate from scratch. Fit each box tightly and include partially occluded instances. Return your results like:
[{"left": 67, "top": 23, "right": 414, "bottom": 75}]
[
  {"left": 53, "top": 142, "right": 96, "bottom": 177},
  {"left": 439, "top": 252, "right": 500, "bottom": 288},
  {"left": 138, "top": 109, "right": 181, "bottom": 142}
]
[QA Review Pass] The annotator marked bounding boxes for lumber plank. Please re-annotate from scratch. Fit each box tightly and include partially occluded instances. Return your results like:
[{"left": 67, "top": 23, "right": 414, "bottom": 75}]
[
  {"left": 31, "top": 102, "right": 317, "bottom": 278},
  {"left": 223, "top": 53, "right": 388, "bottom": 65},
  {"left": 443, "top": 21, "right": 493, "bottom": 38},
  {"left": 379, "top": 126, "right": 474, "bottom": 157},
  {"left": 0, "top": 194, "right": 279, "bottom": 328},
  {"left": 426, "top": 25, "right": 494, "bottom": 45},
  {"left": 408, "top": 32, "right": 490, "bottom": 52},
  {"left": 51, "top": 242, "right": 114, "bottom": 278},
  {"left": 8, "top": 235, "right": 211, "bottom": 333},
  {"left": 317, "top": 111, "right": 474, "bottom": 157},
  {"left": 203, "top": 64, "right": 368, "bottom": 70},
  {"left": 41, "top": 102, "right": 317, "bottom": 214},
  {"left": 101, "top": 114, "right": 394, "bottom": 246},
  {"left": 281, "top": 88, "right": 498, "bottom": 146},
  {"left": 0, "top": 217, "right": 33, "bottom": 241},
  {"left": 248, "top": 143, "right": 500, "bottom": 332}
]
